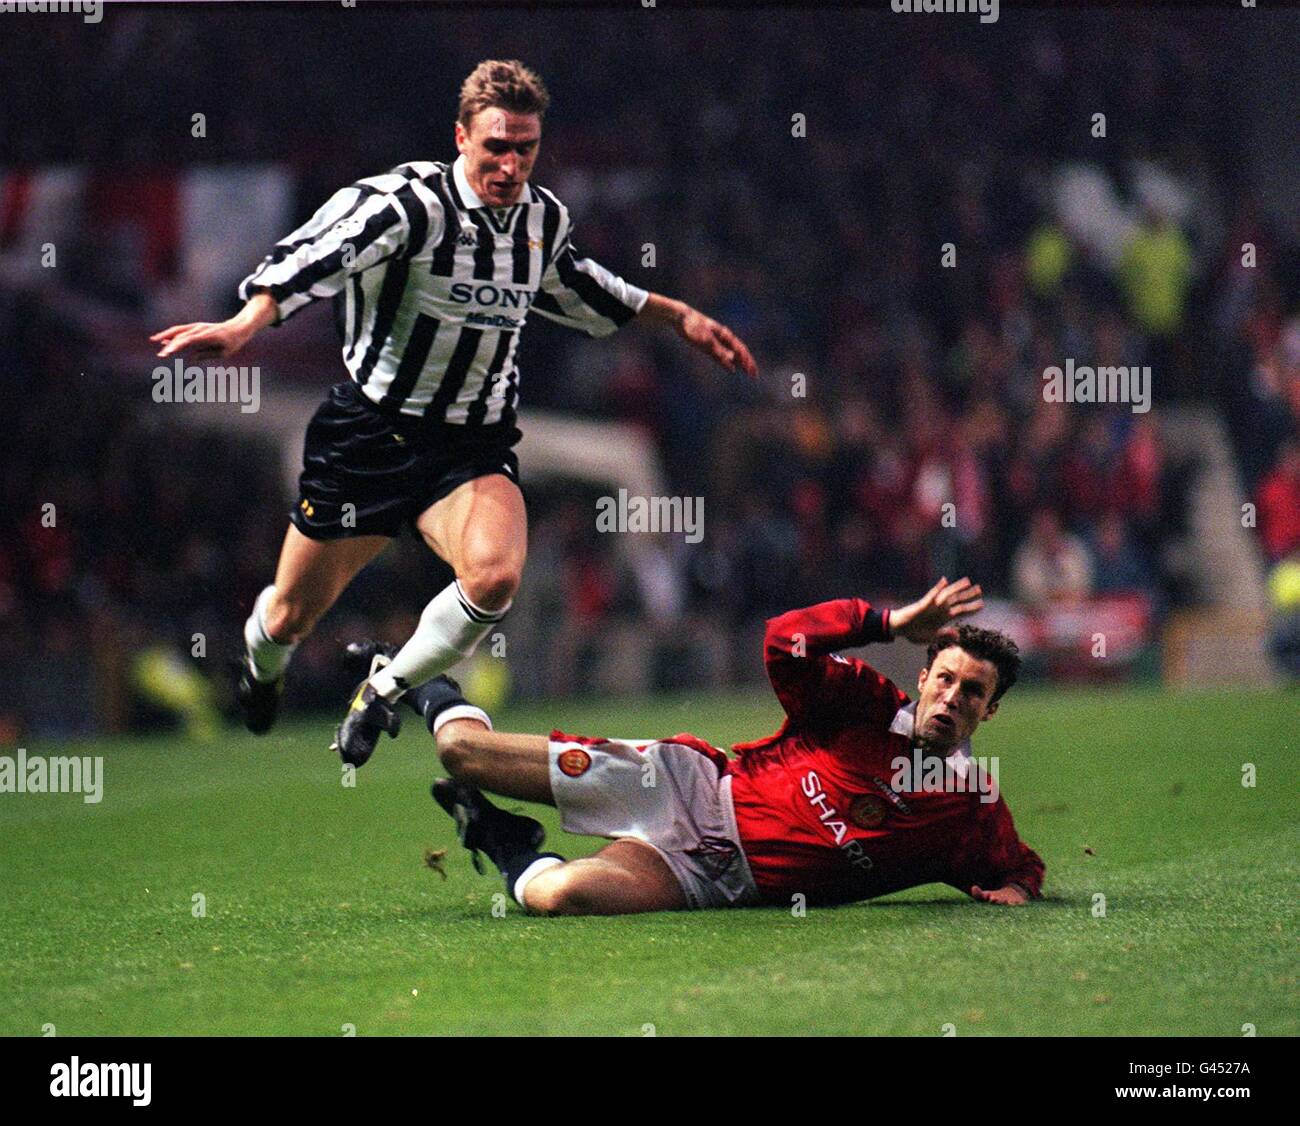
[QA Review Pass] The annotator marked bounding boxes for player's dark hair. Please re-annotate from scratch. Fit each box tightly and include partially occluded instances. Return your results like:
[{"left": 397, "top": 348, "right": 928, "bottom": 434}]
[
  {"left": 925, "top": 625, "right": 1021, "bottom": 704},
  {"left": 459, "top": 60, "right": 551, "bottom": 128}
]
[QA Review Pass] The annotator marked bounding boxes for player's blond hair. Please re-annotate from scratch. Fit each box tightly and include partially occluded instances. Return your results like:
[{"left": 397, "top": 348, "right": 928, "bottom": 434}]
[{"left": 458, "top": 60, "right": 550, "bottom": 130}]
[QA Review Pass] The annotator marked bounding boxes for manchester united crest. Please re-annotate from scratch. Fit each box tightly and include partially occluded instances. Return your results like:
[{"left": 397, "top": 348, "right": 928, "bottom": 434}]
[
  {"left": 849, "top": 793, "right": 888, "bottom": 829},
  {"left": 557, "top": 748, "right": 592, "bottom": 778}
]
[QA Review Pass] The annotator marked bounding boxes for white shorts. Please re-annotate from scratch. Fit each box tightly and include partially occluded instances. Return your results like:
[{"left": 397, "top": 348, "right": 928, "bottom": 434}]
[{"left": 547, "top": 732, "right": 761, "bottom": 911}]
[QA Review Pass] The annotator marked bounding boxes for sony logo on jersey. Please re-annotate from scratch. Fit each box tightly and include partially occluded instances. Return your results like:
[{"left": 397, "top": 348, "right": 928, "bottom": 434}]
[
  {"left": 801, "top": 771, "right": 874, "bottom": 870},
  {"left": 448, "top": 282, "right": 536, "bottom": 310}
]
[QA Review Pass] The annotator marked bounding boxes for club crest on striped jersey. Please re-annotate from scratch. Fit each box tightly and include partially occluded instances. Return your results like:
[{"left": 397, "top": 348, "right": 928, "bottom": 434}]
[
  {"left": 331, "top": 214, "right": 369, "bottom": 240},
  {"left": 557, "top": 748, "right": 592, "bottom": 778}
]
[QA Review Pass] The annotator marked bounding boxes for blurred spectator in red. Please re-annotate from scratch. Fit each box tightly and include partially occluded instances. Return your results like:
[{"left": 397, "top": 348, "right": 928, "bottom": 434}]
[
  {"left": 1255, "top": 439, "right": 1300, "bottom": 563},
  {"left": 1115, "top": 415, "right": 1163, "bottom": 525},
  {"left": 1060, "top": 415, "right": 1114, "bottom": 523}
]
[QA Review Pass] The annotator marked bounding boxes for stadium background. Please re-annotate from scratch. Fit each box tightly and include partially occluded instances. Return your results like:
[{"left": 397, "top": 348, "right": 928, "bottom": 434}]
[{"left": 2, "top": 4, "right": 1298, "bottom": 737}]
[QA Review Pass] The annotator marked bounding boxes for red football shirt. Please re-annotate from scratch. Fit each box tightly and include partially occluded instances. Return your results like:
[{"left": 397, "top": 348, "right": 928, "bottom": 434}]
[{"left": 726, "top": 598, "right": 1045, "bottom": 906}]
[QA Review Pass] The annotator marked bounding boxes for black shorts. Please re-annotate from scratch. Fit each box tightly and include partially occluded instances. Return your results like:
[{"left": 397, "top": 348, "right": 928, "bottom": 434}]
[{"left": 291, "top": 381, "right": 523, "bottom": 540}]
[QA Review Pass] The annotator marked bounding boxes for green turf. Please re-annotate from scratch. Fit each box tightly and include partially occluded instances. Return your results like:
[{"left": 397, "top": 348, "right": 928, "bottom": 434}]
[{"left": 1, "top": 688, "right": 1295, "bottom": 1036}]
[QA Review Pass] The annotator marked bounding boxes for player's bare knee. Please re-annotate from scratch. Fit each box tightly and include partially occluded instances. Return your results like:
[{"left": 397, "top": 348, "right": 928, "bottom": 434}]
[
  {"left": 457, "top": 558, "right": 520, "bottom": 612},
  {"left": 263, "top": 594, "right": 317, "bottom": 643}
]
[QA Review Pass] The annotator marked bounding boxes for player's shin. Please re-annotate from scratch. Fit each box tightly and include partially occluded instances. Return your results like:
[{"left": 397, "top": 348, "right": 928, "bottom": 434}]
[
  {"left": 369, "top": 579, "right": 508, "bottom": 701},
  {"left": 243, "top": 585, "right": 298, "bottom": 681}
]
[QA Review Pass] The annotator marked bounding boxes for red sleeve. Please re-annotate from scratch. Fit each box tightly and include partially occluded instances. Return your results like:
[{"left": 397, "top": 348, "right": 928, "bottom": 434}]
[
  {"left": 763, "top": 598, "right": 907, "bottom": 730},
  {"left": 949, "top": 797, "right": 1045, "bottom": 900}
]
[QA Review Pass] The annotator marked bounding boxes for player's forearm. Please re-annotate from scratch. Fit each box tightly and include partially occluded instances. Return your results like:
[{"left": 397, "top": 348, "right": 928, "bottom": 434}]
[
  {"left": 765, "top": 599, "right": 892, "bottom": 663},
  {"left": 151, "top": 290, "right": 281, "bottom": 360},
  {"left": 636, "top": 291, "right": 688, "bottom": 329},
  {"left": 230, "top": 292, "right": 279, "bottom": 339},
  {"left": 635, "top": 291, "right": 757, "bottom": 377}
]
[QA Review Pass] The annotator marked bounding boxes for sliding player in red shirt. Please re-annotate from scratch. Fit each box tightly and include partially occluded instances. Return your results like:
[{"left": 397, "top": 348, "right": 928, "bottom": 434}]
[{"left": 355, "top": 575, "right": 1043, "bottom": 912}]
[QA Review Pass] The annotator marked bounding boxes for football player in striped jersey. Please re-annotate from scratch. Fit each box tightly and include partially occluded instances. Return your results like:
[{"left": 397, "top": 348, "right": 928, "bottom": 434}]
[{"left": 150, "top": 60, "right": 756, "bottom": 764}]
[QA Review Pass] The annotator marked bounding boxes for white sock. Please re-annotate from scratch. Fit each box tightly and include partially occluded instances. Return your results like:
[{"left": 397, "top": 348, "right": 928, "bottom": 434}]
[
  {"left": 513, "top": 855, "right": 564, "bottom": 908},
  {"left": 243, "top": 585, "right": 297, "bottom": 682},
  {"left": 369, "top": 579, "right": 509, "bottom": 701}
]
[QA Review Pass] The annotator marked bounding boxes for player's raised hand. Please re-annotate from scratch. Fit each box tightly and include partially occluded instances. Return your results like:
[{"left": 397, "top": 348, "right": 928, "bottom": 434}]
[
  {"left": 678, "top": 307, "right": 759, "bottom": 378},
  {"left": 970, "top": 884, "right": 1029, "bottom": 906},
  {"left": 889, "top": 576, "right": 985, "bottom": 643},
  {"left": 151, "top": 319, "right": 252, "bottom": 360},
  {"left": 151, "top": 293, "right": 279, "bottom": 360}
]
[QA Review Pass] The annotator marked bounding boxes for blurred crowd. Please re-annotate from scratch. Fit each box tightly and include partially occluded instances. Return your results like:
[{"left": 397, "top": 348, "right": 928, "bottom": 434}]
[
  {"left": 3, "top": 8, "right": 1297, "bottom": 735},
  {"left": 1227, "top": 315, "right": 1300, "bottom": 676},
  {"left": 0, "top": 293, "right": 283, "bottom": 740}
]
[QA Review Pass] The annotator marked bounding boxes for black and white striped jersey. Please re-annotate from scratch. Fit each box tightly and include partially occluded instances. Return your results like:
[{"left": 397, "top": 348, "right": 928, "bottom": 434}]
[{"left": 237, "top": 154, "right": 649, "bottom": 424}]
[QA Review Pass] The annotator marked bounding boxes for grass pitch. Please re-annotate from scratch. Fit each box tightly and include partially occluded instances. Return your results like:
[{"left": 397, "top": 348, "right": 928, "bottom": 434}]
[{"left": 1, "top": 688, "right": 1295, "bottom": 1037}]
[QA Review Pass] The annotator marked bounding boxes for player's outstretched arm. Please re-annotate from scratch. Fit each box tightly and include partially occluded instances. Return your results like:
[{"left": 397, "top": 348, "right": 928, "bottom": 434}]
[
  {"left": 638, "top": 292, "right": 759, "bottom": 378},
  {"left": 150, "top": 292, "right": 278, "bottom": 360},
  {"left": 888, "top": 576, "right": 984, "bottom": 644},
  {"left": 760, "top": 598, "right": 904, "bottom": 729}
]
